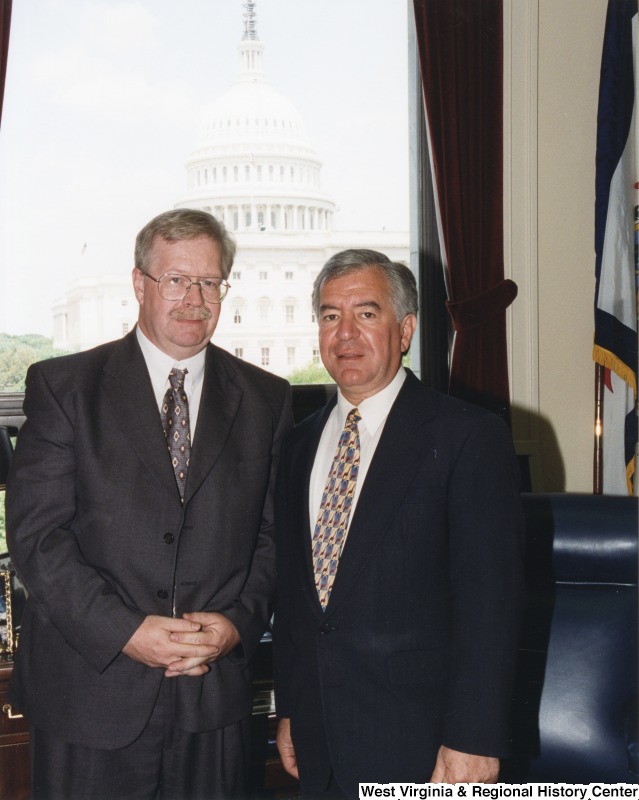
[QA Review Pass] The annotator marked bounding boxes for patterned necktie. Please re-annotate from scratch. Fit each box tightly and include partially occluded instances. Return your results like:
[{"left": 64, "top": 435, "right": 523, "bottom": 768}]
[
  {"left": 312, "top": 408, "right": 361, "bottom": 609},
  {"left": 161, "top": 368, "right": 191, "bottom": 499}
]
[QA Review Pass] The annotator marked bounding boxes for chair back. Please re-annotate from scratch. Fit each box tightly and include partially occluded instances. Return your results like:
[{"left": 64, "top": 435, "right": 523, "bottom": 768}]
[{"left": 505, "top": 493, "right": 638, "bottom": 783}]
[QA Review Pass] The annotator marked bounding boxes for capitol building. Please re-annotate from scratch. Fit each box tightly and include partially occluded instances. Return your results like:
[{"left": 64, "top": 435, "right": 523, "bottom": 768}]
[{"left": 52, "top": 2, "right": 409, "bottom": 378}]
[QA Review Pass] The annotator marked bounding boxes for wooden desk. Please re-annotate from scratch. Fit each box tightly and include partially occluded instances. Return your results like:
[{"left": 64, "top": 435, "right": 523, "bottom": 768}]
[
  {"left": 251, "top": 641, "right": 301, "bottom": 799},
  {"left": 0, "top": 662, "right": 29, "bottom": 800}
]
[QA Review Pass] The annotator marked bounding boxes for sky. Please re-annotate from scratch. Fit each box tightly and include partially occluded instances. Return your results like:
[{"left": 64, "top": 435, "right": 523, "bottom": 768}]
[{"left": 0, "top": 0, "right": 410, "bottom": 337}]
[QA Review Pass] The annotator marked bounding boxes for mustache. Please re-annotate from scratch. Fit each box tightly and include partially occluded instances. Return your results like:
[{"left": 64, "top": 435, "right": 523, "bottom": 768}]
[{"left": 169, "top": 307, "right": 213, "bottom": 321}]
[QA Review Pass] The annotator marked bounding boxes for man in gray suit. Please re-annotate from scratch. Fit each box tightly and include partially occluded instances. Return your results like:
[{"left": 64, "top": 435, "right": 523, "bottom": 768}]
[
  {"left": 274, "top": 250, "right": 524, "bottom": 798},
  {"left": 6, "top": 209, "right": 293, "bottom": 799}
]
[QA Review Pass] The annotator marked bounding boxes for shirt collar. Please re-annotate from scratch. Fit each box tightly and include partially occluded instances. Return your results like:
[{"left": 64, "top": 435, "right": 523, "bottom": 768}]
[
  {"left": 136, "top": 326, "right": 206, "bottom": 386},
  {"left": 336, "top": 367, "right": 406, "bottom": 437}
]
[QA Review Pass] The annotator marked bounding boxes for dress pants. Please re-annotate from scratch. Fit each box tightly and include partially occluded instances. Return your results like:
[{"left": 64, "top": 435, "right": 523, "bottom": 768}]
[{"left": 30, "top": 678, "right": 251, "bottom": 800}]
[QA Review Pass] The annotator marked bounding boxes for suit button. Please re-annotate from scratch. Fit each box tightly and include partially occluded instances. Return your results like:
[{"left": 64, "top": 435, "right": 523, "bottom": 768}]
[
  {"left": 157, "top": 589, "right": 169, "bottom": 599},
  {"left": 163, "top": 533, "right": 174, "bottom": 544},
  {"left": 319, "top": 622, "right": 334, "bottom": 635}
]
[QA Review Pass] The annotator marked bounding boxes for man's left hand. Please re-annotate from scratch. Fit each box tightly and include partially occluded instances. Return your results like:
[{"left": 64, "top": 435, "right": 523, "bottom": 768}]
[
  {"left": 165, "top": 612, "right": 241, "bottom": 677},
  {"left": 430, "top": 746, "right": 499, "bottom": 783}
]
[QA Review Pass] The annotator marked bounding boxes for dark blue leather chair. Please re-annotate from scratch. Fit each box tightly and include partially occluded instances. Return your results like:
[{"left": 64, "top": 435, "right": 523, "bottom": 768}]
[{"left": 503, "top": 493, "right": 638, "bottom": 783}]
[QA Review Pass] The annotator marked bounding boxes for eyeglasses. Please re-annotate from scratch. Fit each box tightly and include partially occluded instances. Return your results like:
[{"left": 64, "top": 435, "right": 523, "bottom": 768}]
[{"left": 143, "top": 272, "right": 230, "bottom": 304}]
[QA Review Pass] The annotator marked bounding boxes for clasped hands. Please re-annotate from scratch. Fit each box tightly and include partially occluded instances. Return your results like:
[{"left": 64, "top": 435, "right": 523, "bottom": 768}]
[{"left": 122, "top": 612, "right": 241, "bottom": 677}]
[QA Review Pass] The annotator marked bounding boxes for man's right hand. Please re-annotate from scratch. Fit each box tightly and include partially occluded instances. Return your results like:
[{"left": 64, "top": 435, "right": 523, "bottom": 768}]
[
  {"left": 276, "top": 717, "right": 299, "bottom": 779},
  {"left": 122, "top": 615, "right": 203, "bottom": 671}
]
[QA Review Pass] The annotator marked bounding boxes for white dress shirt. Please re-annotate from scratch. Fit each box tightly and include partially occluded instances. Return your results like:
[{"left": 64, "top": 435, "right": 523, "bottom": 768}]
[
  {"left": 309, "top": 367, "right": 407, "bottom": 536},
  {"left": 136, "top": 327, "right": 206, "bottom": 442}
]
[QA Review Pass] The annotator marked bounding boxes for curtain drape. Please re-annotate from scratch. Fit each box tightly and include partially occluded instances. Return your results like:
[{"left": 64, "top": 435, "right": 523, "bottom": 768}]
[
  {"left": 0, "top": 0, "right": 12, "bottom": 128},
  {"left": 413, "top": 0, "right": 516, "bottom": 422}
]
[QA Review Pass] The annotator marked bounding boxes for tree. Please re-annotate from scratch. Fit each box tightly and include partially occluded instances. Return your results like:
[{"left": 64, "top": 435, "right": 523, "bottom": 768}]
[
  {"left": 0, "top": 333, "right": 73, "bottom": 392},
  {"left": 287, "top": 361, "right": 333, "bottom": 385}
]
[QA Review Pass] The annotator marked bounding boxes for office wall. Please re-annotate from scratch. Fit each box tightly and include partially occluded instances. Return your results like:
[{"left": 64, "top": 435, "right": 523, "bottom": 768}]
[{"left": 534, "top": 0, "right": 607, "bottom": 491}]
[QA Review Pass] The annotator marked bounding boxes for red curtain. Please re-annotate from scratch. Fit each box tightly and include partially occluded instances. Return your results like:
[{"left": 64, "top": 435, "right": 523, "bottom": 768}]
[
  {"left": 0, "top": 0, "right": 12, "bottom": 128},
  {"left": 413, "top": 0, "right": 517, "bottom": 422}
]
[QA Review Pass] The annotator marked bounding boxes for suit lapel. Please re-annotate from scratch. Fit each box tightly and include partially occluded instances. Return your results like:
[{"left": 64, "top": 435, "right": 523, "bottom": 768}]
[
  {"left": 101, "top": 332, "right": 178, "bottom": 498},
  {"left": 183, "top": 345, "right": 242, "bottom": 504},
  {"left": 323, "top": 373, "right": 439, "bottom": 618},
  {"left": 100, "top": 336, "right": 242, "bottom": 505}
]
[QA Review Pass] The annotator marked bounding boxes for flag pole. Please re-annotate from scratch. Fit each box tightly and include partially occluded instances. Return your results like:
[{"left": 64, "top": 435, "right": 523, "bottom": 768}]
[{"left": 593, "top": 363, "right": 604, "bottom": 494}]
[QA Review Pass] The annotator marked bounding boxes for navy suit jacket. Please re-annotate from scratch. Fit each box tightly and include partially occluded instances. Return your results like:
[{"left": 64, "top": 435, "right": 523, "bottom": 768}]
[
  {"left": 273, "top": 371, "right": 525, "bottom": 796},
  {"left": 7, "top": 329, "right": 293, "bottom": 748}
]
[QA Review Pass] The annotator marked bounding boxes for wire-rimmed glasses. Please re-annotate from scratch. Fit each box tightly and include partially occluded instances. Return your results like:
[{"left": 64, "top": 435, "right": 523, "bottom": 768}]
[{"left": 144, "top": 272, "right": 230, "bottom": 304}]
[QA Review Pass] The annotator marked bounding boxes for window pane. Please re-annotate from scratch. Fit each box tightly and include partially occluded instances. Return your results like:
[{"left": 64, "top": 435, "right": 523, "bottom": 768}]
[{"left": 0, "top": 0, "right": 410, "bottom": 388}]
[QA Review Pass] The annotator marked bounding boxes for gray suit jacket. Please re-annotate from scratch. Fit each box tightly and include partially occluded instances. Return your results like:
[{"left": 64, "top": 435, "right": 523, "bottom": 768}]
[{"left": 7, "top": 330, "right": 293, "bottom": 748}]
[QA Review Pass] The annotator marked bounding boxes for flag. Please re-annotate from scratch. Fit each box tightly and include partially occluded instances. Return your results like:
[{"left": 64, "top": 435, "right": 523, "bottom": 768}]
[{"left": 593, "top": 0, "right": 638, "bottom": 495}]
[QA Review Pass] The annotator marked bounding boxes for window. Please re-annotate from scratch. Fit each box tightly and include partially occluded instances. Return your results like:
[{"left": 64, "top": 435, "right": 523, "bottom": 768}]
[
  {"left": 285, "top": 304, "right": 294, "bottom": 324},
  {"left": 122, "top": 323, "right": 130, "bottom": 335},
  {"left": 312, "top": 347, "right": 320, "bottom": 364},
  {"left": 261, "top": 347, "right": 270, "bottom": 367},
  {"left": 0, "top": 2, "right": 410, "bottom": 391},
  {"left": 234, "top": 347, "right": 243, "bottom": 359},
  {"left": 287, "top": 346, "right": 295, "bottom": 366},
  {"left": 232, "top": 271, "right": 241, "bottom": 281}
]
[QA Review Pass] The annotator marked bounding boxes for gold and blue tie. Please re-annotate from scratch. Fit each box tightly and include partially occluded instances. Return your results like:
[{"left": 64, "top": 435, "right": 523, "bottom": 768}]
[
  {"left": 161, "top": 368, "right": 191, "bottom": 500},
  {"left": 312, "top": 408, "right": 361, "bottom": 609}
]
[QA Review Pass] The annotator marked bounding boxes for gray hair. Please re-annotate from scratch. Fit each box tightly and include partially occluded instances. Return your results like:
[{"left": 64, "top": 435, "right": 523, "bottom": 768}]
[
  {"left": 312, "top": 249, "right": 418, "bottom": 321},
  {"left": 135, "top": 209, "right": 237, "bottom": 279}
]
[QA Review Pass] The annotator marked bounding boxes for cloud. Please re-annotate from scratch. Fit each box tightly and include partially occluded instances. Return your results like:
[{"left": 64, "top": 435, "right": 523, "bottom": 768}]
[
  {"left": 80, "top": 1, "right": 158, "bottom": 53},
  {"left": 27, "top": 2, "right": 193, "bottom": 124}
]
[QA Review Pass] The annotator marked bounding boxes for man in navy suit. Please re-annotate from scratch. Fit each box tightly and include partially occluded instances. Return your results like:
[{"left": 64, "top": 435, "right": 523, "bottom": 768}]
[
  {"left": 7, "top": 209, "right": 293, "bottom": 799},
  {"left": 274, "top": 249, "right": 524, "bottom": 798}
]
